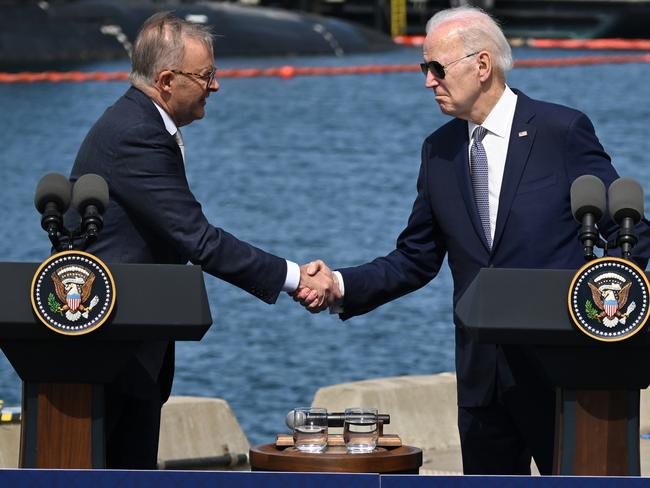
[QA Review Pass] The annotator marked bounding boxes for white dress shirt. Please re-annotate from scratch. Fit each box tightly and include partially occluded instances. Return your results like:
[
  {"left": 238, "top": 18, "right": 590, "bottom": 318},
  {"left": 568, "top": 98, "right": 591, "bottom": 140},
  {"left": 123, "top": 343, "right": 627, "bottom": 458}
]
[
  {"left": 152, "top": 101, "right": 300, "bottom": 292},
  {"left": 467, "top": 86, "right": 518, "bottom": 243}
]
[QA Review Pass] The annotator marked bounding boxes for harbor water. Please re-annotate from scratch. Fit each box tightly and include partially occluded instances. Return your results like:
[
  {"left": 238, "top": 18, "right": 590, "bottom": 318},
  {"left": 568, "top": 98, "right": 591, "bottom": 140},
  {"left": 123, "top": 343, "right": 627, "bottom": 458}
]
[{"left": 0, "top": 46, "right": 649, "bottom": 446}]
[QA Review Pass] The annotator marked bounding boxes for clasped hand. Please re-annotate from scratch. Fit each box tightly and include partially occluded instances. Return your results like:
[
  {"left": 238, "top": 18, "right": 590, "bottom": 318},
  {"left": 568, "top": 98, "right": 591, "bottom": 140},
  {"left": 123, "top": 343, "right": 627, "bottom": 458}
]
[{"left": 292, "top": 260, "right": 341, "bottom": 313}]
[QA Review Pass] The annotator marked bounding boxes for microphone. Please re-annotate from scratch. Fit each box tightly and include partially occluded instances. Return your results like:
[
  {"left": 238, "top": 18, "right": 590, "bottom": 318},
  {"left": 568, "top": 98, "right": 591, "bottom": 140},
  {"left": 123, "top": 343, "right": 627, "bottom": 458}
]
[
  {"left": 72, "top": 173, "right": 109, "bottom": 240},
  {"left": 34, "top": 173, "right": 72, "bottom": 242},
  {"left": 570, "top": 175, "right": 606, "bottom": 260},
  {"left": 285, "top": 409, "right": 390, "bottom": 429},
  {"left": 608, "top": 177, "right": 644, "bottom": 259}
]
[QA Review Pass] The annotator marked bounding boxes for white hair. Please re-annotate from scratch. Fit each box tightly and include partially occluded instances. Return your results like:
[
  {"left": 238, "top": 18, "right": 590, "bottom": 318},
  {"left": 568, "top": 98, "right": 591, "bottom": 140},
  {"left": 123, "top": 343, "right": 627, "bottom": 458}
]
[{"left": 425, "top": 7, "right": 512, "bottom": 75}]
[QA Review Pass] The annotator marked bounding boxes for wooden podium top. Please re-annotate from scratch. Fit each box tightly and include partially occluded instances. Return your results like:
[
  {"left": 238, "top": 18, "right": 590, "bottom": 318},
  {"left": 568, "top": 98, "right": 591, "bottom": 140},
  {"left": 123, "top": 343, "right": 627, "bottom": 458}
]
[{"left": 249, "top": 444, "right": 422, "bottom": 474}]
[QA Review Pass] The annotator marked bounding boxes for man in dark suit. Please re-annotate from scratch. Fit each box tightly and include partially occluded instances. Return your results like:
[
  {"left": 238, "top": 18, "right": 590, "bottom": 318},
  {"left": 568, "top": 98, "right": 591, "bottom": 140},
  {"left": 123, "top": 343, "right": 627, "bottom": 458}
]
[
  {"left": 69, "top": 12, "right": 335, "bottom": 468},
  {"left": 296, "top": 6, "right": 649, "bottom": 475}
]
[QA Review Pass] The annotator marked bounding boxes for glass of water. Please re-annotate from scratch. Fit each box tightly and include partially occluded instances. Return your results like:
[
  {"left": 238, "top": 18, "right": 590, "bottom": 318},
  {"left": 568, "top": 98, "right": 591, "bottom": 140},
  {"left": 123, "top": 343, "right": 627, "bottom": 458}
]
[
  {"left": 343, "top": 407, "right": 378, "bottom": 453},
  {"left": 292, "top": 407, "right": 328, "bottom": 453}
]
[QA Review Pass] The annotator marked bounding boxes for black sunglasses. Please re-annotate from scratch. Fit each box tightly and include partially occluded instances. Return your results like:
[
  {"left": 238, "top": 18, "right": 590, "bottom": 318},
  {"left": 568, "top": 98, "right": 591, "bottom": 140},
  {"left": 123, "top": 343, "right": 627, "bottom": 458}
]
[
  {"left": 420, "top": 51, "right": 479, "bottom": 79},
  {"left": 169, "top": 66, "right": 217, "bottom": 87}
]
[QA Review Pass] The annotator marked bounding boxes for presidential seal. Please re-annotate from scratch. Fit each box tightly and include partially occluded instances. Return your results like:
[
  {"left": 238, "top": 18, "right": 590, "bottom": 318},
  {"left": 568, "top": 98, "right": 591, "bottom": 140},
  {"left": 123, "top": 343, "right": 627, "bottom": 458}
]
[
  {"left": 568, "top": 257, "right": 650, "bottom": 342},
  {"left": 31, "top": 250, "right": 116, "bottom": 336}
]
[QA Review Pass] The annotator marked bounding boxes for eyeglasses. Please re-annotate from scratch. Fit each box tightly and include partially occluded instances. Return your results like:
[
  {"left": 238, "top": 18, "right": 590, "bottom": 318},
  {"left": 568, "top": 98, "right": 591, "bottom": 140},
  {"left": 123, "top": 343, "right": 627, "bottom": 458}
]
[
  {"left": 420, "top": 51, "right": 479, "bottom": 79},
  {"left": 169, "top": 67, "right": 217, "bottom": 87}
]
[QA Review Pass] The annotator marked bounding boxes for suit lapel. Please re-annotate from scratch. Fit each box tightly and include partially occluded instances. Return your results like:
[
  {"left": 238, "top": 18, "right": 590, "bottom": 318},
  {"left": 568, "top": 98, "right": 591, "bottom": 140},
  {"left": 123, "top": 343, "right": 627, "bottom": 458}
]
[
  {"left": 492, "top": 94, "right": 536, "bottom": 251},
  {"left": 452, "top": 122, "right": 492, "bottom": 252},
  {"left": 127, "top": 87, "right": 187, "bottom": 175}
]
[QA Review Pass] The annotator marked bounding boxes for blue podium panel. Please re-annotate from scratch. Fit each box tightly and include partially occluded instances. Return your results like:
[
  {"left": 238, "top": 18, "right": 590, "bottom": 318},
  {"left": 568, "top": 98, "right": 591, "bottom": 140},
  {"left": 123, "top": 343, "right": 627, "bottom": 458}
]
[
  {"left": 3, "top": 471, "right": 650, "bottom": 487},
  {"left": 381, "top": 475, "right": 650, "bottom": 488},
  {"left": 0, "top": 470, "right": 378, "bottom": 488}
]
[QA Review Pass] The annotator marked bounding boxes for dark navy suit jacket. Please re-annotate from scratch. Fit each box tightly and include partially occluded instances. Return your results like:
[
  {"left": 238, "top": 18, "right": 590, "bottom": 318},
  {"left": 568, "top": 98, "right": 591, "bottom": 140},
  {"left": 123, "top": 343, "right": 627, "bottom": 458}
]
[
  {"left": 70, "top": 86, "right": 287, "bottom": 399},
  {"left": 339, "top": 90, "right": 650, "bottom": 407}
]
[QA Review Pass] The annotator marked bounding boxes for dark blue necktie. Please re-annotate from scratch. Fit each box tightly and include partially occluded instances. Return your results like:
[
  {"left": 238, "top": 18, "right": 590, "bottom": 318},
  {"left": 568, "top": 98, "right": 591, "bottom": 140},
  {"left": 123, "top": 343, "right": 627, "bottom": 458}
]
[{"left": 470, "top": 126, "right": 491, "bottom": 248}]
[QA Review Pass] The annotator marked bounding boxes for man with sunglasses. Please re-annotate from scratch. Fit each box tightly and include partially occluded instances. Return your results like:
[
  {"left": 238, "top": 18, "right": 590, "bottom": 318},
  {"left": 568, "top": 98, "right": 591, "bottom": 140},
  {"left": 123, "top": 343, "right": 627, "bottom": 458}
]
[
  {"left": 68, "top": 12, "right": 336, "bottom": 469},
  {"left": 296, "top": 5, "right": 650, "bottom": 475}
]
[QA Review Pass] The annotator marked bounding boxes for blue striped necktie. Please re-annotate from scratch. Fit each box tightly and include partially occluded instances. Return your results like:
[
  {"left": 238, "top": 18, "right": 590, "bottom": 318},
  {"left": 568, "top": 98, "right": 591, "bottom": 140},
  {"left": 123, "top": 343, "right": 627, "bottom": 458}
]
[{"left": 470, "top": 126, "right": 491, "bottom": 248}]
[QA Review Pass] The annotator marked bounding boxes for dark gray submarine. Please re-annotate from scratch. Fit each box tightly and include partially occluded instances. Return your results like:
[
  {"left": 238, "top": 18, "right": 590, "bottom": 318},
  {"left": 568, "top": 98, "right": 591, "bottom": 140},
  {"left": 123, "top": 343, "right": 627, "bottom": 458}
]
[{"left": 0, "top": 0, "right": 396, "bottom": 69}]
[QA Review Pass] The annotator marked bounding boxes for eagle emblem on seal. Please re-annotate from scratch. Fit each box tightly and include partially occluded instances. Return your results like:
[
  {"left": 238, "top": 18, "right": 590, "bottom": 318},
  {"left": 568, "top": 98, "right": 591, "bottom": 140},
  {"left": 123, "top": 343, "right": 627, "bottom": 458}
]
[
  {"left": 586, "top": 272, "right": 636, "bottom": 328},
  {"left": 568, "top": 257, "right": 650, "bottom": 342},
  {"left": 49, "top": 264, "right": 100, "bottom": 322}
]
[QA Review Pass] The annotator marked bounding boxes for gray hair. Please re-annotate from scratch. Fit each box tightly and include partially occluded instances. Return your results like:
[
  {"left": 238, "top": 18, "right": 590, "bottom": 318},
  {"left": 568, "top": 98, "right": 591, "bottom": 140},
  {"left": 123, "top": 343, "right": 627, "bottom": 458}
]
[
  {"left": 425, "top": 7, "right": 512, "bottom": 76},
  {"left": 129, "top": 12, "right": 214, "bottom": 88}
]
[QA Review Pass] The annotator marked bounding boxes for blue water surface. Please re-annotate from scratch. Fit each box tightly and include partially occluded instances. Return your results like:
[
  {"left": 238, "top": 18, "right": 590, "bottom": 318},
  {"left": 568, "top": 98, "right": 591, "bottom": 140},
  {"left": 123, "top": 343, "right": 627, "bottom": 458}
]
[{"left": 0, "top": 46, "right": 649, "bottom": 446}]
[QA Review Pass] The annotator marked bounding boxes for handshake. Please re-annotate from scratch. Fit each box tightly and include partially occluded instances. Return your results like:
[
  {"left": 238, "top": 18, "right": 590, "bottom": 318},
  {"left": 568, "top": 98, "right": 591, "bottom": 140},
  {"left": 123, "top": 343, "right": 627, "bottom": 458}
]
[{"left": 293, "top": 260, "right": 342, "bottom": 313}]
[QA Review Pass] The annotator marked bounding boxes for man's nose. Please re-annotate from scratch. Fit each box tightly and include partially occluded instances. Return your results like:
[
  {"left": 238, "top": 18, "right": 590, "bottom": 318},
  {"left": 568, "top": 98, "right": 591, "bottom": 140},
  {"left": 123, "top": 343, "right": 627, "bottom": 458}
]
[
  {"left": 425, "top": 70, "right": 439, "bottom": 89},
  {"left": 209, "top": 77, "right": 219, "bottom": 92}
]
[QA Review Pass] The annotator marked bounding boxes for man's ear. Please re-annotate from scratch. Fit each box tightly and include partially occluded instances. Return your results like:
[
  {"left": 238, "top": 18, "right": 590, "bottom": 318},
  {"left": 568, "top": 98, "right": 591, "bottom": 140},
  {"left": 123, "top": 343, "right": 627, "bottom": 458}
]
[
  {"left": 157, "top": 70, "right": 175, "bottom": 94},
  {"left": 477, "top": 51, "right": 492, "bottom": 82}
]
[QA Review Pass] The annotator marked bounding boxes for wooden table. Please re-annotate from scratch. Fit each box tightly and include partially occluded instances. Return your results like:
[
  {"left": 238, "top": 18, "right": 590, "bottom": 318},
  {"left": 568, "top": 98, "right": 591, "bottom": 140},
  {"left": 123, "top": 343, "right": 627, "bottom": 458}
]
[{"left": 249, "top": 444, "right": 422, "bottom": 474}]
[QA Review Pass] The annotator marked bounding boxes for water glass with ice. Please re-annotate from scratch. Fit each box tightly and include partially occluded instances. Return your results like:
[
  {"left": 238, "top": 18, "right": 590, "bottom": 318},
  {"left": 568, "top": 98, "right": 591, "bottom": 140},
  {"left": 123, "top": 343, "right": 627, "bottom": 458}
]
[
  {"left": 292, "top": 407, "right": 328, "bottom": 452},
  {"left": 343, "top": 407, "right": 378, "bottom": 453}
]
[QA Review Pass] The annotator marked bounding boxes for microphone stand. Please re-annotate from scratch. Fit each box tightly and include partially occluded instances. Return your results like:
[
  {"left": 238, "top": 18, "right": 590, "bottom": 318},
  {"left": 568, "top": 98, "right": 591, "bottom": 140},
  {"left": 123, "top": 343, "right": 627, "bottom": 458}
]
[
  {"left": 617, "top": 217, "right": 638, "bottom": 260},
  {"left": 56, "top": 225, "right": 101, "bottom": 252},
  {"left": 579, "top": 224, "right": 607, "bottom": 261},
  {"left": 600, "top": 232, "right": 638, "bottom": 263},
  {"left": 577, "top": 220, "right": 639, "bottom": 263}
]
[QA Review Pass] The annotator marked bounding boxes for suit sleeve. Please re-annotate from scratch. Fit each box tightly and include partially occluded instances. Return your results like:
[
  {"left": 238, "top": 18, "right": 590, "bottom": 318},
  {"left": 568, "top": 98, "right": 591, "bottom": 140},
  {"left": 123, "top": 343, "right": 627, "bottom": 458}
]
[
  {"left": 110, "top": 122, "right": 287, "bottom": 303},
  {"left": 564, "top": 112, "right": 650, "bottom": 268},
  {"left": 338, "top": 141, "right": 447, "bottom": 319}
]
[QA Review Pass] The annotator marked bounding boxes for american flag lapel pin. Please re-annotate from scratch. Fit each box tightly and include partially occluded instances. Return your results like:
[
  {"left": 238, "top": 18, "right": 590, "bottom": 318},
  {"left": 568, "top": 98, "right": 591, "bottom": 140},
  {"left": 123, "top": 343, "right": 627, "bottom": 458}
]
[{"left": 518, "top": 131, "right": 528, "bottom": 137}]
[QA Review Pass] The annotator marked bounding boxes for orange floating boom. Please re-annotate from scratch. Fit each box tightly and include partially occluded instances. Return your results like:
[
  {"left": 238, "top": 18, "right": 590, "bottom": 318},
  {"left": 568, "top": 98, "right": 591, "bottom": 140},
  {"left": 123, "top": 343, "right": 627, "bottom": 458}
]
[{"left": 0, "top": 54, "right": 648, "bottom": 83}]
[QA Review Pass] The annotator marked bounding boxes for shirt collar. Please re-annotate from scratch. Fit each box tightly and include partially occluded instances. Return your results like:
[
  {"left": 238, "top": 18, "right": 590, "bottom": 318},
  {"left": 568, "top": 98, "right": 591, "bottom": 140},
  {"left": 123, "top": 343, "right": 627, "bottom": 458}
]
[
  {"left": 468, "top": 85, "right": 517, "bottom": 139},
  {"left": 152, "top": 100, "right": 178, "bottom": 136}
]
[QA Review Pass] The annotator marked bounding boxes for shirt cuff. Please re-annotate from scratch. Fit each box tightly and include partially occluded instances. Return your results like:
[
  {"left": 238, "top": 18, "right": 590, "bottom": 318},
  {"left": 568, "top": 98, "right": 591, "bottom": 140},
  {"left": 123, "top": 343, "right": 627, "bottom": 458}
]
[
  {"left": 282, "top": 260, "right": 301, "bottom": 293},
  {"left": 333, "top": 271, "right": 345, "bottom": 297},
  {"left": 329, "top": 271, "right": 345, "bottom": 314}
]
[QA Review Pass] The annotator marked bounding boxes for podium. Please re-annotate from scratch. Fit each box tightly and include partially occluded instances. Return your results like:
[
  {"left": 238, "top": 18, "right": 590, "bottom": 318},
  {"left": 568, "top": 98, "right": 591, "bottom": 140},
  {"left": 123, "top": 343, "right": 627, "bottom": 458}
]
[
  {"left": 456, "top": 268, "right": 650, "bottom": 476},
  {"left": 0, "top": 262, "right": 212, "bottom": 469}
]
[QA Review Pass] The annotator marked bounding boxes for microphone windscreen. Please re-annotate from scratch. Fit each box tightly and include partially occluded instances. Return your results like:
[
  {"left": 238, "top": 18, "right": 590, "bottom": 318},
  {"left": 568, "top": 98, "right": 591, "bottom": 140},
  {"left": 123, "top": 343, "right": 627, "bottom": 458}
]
[
  {"left": 34, "top": 173, "right": 72, "bottom": 213},
  {"left": 570, "top": 175, "right": 606, "bottom": 221},
  {"left": 72, "top": 173, "right": 109, "bottom": 213},
  {"left": 609, "top": 177, "right": 644, "bottom": 224},
  {"left": 285, "top": 409, "right": 305, "bottom": 430}
]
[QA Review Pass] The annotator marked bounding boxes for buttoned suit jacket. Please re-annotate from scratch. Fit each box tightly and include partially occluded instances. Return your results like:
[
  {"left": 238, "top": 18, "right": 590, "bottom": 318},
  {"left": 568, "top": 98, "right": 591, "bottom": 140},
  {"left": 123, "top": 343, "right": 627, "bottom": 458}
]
[
  {"left": 69, "top": 86, "right": 287, "bottom": 401},
  {"left": 338, "top": 89, "right": 650, "bottom": 407}
]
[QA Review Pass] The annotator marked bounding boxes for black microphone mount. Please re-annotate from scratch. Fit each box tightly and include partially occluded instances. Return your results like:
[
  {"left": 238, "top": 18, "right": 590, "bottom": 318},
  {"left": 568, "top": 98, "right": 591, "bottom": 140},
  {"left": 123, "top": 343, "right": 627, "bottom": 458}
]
[
  {"left": 41, "top": 201, "right": 65, "bottom": 243},
  {"left": 617, "top": 217, "right": 638, "bottom": 260},
  {"left": 577, "top": 212, "right": 608, "bottom": 260}
]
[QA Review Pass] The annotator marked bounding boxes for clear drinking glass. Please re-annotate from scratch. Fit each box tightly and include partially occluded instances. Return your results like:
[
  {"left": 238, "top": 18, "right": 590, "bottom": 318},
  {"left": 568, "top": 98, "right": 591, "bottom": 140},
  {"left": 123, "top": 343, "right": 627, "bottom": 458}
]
[
  {"left": 292, "top": 407, "right": 328, "bottom": 453},
  {"left": 343, "top": 407, "right": 378, "bottom": 453}
]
